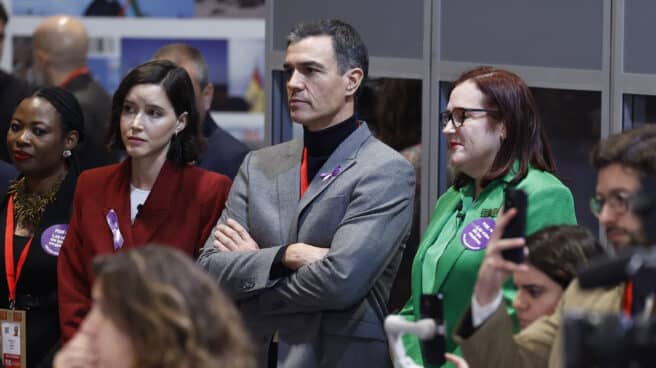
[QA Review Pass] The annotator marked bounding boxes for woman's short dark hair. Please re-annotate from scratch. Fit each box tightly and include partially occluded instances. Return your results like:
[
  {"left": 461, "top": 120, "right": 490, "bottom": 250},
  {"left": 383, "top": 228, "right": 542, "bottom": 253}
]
[
  {"left": 107, "top": 60, "right": 204, "bottom": 165},
  {"left": 525, "top": 225, "right": 600, "bottom": 290},
  {"left": 93, "top": 245, "right": 254, "bottom": 368},
  {"left": 451, "top": 66, "right": 557, "bottom": 188}
]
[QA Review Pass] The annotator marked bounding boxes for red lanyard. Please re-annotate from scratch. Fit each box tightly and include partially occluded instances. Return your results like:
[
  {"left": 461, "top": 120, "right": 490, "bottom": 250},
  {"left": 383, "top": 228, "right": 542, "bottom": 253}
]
[
  {"left": 4, "top": 195, "right": 34, "bottom": 308},
  {"left": 59, "top": 66, "right": 89, "bottom": 88},
  {"left": 622, "top": 281, "right": 633, "bottom": 317},
  {"left": 300, "top": 148, "right": 309, "bottom": 198}
]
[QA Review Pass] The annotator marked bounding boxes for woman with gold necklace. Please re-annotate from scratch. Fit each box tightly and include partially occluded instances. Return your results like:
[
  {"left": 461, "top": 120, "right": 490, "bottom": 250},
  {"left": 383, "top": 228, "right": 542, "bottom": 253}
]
[{"left": 0, "top": 86, "right": 84, "bottom": 367}]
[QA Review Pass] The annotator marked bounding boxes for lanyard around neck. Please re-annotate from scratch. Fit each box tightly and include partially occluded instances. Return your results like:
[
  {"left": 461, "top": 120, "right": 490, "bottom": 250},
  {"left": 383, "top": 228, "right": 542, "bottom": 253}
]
[{"left": 4, "top": 195, "right": 34, "bottom": 308}]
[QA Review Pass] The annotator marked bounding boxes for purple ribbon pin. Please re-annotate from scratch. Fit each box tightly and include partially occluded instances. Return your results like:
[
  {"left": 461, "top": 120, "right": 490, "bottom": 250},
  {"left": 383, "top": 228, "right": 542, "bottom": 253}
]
[
  {"left": 105, "top": 209, "right": 124, "bottom": 251},
  {"left": 319, "top": 165, "right": 342, "bottom": 182}
]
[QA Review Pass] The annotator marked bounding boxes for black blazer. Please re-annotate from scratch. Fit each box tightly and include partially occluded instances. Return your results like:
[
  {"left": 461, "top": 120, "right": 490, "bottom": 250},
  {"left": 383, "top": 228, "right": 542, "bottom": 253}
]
[
  {"left": 65, "top": 73, "right": 120, "bottom": 170},
  {"left": 0, "top": 70, "right": 31, "bottom": 163},
  {"left": 0, "top": 170, "right": 77, "bottom": 367},
  {"left": 198, "top": 114, "right": 249, "bottom": 180}
]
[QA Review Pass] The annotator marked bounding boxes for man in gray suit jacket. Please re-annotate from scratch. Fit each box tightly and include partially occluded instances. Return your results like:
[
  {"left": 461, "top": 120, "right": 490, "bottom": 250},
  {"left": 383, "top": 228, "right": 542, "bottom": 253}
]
[{"left": 198, "top": 19, "right": 415, "bottom": 368}]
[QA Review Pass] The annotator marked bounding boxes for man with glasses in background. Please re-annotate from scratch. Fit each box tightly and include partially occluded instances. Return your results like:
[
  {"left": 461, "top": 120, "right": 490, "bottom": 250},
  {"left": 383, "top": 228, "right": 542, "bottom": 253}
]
[{"left": 452, "top": 124, "right": 656, "bottom": 368}]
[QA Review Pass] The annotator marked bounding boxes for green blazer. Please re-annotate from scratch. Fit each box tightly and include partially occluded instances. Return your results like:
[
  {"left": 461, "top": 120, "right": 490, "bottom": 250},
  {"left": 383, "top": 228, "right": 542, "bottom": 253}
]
[{"left": 400, "top": 165, "right": 577, "bottom": 367}]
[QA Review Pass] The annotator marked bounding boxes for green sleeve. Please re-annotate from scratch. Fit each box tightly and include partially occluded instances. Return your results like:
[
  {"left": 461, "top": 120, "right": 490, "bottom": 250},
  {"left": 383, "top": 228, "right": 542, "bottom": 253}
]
[{"left": 522, "top": 181, "right": 577, "bottom": 235}]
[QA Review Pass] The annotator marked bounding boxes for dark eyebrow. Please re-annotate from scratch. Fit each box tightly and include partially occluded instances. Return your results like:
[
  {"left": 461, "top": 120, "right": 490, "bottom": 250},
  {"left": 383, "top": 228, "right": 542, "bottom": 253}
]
[
  {"left": 12, "top": 118, "right": 46, "bottom": 127},
  {"left": 144, "top": 104, "right": 165, "bottom": 111},
  {"left": 519, "top": 284, "right": 544, "bottom": 291},
  {"left": 301, "top": 61, "right": 325, "bottom": 70},
  {"left": 282, "top": 61, "right": 325, "bottom": 71}
]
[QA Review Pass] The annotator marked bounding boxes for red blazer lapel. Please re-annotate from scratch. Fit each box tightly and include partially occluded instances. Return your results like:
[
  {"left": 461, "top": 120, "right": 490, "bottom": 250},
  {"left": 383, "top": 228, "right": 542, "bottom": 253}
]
[{"left": 130, "top": 160, "right": 179, "bottom": 246}]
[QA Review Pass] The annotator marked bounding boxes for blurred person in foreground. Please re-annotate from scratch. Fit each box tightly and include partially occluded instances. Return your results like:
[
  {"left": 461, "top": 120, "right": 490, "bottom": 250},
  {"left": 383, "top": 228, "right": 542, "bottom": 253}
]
[
  {"left": 452, "top": 124, "right": 656, "bottom": 368},
  {"left": 54, "top": 245, "right": 254, "bottom": 368}
]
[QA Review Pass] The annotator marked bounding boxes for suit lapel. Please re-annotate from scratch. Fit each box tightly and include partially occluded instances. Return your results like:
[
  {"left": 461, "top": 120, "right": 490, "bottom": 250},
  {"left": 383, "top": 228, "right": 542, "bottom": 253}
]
[
  {"left": 295, "top": 125, "right": 370, "bottom": 218},
  {"left": 131, "top": 160, "right": 179, "bottom": 246},
  {"left": 277, "top": 140, "right": 302, "bottom": 243},
  {"left": 410, "top": 192, "right": 461, "bottom": 313},
  {"left": 432, "top": 237, "right": 467, "bottom": 292},
  {"left": 432, "top": 189, "right": 475, "bottom": 293}
]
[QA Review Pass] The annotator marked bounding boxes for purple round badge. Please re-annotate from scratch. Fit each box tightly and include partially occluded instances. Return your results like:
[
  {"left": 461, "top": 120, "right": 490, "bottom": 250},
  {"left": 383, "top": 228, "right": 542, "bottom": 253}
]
[
  {"left": 460, "top": 218, "right": 496, "bottom": 251},
  {"left": 41, "top": 224, "right": 68, "bottom": 256}
]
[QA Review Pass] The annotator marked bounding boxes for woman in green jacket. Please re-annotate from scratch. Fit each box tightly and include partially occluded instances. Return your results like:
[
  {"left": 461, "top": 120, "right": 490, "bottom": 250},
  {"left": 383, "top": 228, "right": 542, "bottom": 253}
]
[{"left": 399, "top": 66, "right": 577, "bottom": 367}]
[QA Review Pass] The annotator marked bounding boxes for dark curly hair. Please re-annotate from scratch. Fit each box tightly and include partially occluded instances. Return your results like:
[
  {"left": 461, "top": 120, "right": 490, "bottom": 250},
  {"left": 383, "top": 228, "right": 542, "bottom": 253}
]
[
  {"left": 106, "top": 60, "right": 205, "bottom": 165},
  {"left": 526, "top": 225, "right": 599, "bottom": 290},
  {"left": 591, "top": 124, "right": 656, "bottom": 177}
]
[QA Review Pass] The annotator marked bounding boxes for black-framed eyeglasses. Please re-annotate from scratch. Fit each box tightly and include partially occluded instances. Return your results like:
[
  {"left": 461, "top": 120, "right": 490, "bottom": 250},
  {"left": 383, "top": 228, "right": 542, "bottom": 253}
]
[
  {"left": 440, "top": 107, "right": 498, "bottom": 129},
  {"left": 589, "top": 191, "right": 634, "bottom": 218}
]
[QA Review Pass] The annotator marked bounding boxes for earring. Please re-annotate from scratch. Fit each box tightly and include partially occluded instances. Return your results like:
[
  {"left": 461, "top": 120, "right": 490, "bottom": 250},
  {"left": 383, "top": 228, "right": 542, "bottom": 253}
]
[{"left": 62, "top": 150, "right": 72, "bottom": 158}]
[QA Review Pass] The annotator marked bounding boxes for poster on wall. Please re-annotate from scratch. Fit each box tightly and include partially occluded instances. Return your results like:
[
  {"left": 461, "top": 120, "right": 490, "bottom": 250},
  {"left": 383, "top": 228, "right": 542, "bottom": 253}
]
[
  {"left": 12, "top": 34, "right": 265, "bottom": 147},
  {"left": 13, "top": 0, "right": 265, "bottom": 18}
]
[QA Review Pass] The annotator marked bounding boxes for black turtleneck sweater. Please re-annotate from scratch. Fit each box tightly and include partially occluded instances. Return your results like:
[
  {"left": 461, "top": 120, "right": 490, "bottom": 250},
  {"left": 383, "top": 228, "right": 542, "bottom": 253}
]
[
  {"left": 270, "top": 115, "right": 358, "bottom": 278},
  {"left": 303, "top": 115, "right": 358, "bottom": 183}
]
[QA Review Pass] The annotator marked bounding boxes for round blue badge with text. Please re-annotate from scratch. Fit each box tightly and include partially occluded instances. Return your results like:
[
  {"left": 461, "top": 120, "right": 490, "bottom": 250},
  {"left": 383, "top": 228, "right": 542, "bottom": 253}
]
[
  {"left": 460, "top": 218, "right": 496, "bottom": 251},
  {"left": 41, "top": 224, "right": 68, "bottom": 256}
]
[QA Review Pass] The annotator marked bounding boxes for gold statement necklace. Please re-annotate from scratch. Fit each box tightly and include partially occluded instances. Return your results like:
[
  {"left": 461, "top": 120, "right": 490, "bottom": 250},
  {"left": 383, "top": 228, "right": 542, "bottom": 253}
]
[{"left": 7, "top": 175, "right": 65, "bottom": 230}]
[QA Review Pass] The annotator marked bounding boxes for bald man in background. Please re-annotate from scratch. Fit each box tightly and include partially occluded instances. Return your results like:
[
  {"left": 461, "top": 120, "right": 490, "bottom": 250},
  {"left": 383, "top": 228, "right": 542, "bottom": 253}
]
[
  {"left": 154, "top": 43, "right": 248, "bottom": 179},
  {"left": 32, "top": 15, "right": 119, "bottom": 170}
]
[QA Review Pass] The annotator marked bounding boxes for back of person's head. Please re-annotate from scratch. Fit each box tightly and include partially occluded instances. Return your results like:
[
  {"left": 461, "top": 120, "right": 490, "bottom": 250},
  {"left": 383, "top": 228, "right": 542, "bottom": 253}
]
[
  {"left": 451, "top": 66, "right": 556, "bottom": 188},
  {"left": 287, "top": 19, "right": 369, "bottom": 90},
  {"left": 32, "top": 15, "right": 88, "bottom": 70},
  {"left": 526, "top": 225, "right": 598, "bottom": 289},
  {"left": 0, "top": 2, "right": 8, "bottom": 26},
  {"left": 107, "top": 59, "right": 204, "bottom": 165},
  {"left": 153, "top": 43, "right": 209, "bottom": 89},
  {"left": 374, "top": 79, "right": 422, "bottom": 151},
  {"left": 591, "top": 124, "right": 656, "bottom": 177},
  {"left": 93, "top": 245, "right": 255, "bottom": 368}
]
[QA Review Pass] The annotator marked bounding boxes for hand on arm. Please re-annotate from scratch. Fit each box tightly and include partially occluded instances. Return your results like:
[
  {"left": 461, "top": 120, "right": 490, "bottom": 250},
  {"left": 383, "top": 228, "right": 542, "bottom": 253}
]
[
  {"left": 213, "top": 218, "right": 259, "bottom": 251},
  {"left": 282, "top": 243, "right": 329, "bottom": 270},
  {"left": 473, "top": 208, "right": 529, "bottom": 306}
]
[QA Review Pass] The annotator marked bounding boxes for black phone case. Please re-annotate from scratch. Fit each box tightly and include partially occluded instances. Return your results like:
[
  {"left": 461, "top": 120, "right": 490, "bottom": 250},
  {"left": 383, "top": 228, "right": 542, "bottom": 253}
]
[
  {"left": 501, "top": 188, "right": 527, "bottom": 263},
  {"left": 420, "top": 294, "right": 446, "bottom": 366}
]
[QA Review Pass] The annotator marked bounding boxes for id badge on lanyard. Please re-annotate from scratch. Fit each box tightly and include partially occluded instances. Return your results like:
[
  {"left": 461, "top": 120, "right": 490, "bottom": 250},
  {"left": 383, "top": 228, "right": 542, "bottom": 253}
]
[
  {"left": 0, "top": 309, "right": 26, "bottom": 367},
  {"left": 1, "top": 196, "right": 31, "bottom": 368}
]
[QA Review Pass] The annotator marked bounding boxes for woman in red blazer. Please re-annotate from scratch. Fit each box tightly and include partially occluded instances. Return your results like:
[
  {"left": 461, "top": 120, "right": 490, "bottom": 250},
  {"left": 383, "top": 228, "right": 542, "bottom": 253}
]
[{"left": 57, "top": 60, "right": 231, "bottom": 341}]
